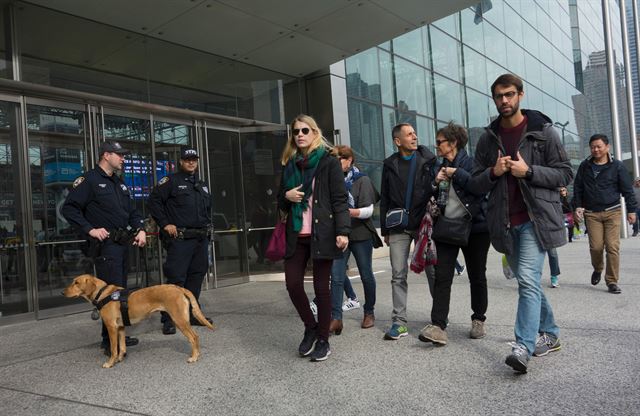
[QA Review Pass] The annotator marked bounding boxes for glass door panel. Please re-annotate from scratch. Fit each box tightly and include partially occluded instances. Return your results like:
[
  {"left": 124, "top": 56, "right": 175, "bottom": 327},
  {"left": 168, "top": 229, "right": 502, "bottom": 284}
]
[
  {"left": 152, "top": 119, "right": 194, "bottom": 285},
  {"left": 0, "top": 100, "right": 29, "bottom": 317},
  {"left": 101, "top": 111, "right": 158, "bottom": 287},
  {"left": 26, "top": 103, "right": 90, "bottom": 311},
  {"left": 240, "top": 129, "right": 288, "bottom": 274},
  {"left": 205, "top": 128, "right": 248, "bottom": 286}
]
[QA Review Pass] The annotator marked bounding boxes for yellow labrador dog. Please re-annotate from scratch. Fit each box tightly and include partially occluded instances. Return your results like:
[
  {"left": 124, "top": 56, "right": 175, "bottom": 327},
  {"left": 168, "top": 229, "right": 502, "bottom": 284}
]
[{"left": 63, "top": 274, "right": 214, "bottom": 368}]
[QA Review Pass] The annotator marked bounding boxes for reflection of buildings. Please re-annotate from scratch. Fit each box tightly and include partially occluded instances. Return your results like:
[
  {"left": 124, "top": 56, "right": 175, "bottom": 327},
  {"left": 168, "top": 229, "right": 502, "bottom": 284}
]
[
  {"left": 573, "top": 51, "right": 630, "bottom": 158},
  {"left": 626, "top": 0, "right": 640, "bottom": 141}
]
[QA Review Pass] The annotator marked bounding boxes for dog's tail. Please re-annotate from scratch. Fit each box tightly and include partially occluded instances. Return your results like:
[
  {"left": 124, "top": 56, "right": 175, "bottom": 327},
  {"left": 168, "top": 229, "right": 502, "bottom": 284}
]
[{"left": 182, "top": 288, "right": 215, "bottom": 330}]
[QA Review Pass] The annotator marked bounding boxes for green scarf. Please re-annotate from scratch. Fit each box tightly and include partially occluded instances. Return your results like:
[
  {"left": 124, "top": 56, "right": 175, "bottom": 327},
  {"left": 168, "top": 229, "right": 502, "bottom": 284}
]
[{"left": 284, "top": 147, "right": 326, "bottom": 232}]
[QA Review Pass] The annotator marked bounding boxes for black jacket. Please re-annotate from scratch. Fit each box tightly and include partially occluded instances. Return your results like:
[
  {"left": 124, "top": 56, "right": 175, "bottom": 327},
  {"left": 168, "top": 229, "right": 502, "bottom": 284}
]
[
  {"left": 380, "top": 145, "right": 437, "bottom": 236},
  {"left": 440, "top": 148, "right": 488, "bottom": 234},
  {"left": 572, "top": 155, "right": 638, "bottom": 213},
  {"left": 469, "top": 109, "right": 574, "bottom": 254},
  {"left": 62, "top": 165, "right": 145, "bottom": 235},
  {"left": 277, "top": 152, "right": 350, "bottom": 260},
  {"left": 148, "top": 171, "right": 211, "bottom": 229}
]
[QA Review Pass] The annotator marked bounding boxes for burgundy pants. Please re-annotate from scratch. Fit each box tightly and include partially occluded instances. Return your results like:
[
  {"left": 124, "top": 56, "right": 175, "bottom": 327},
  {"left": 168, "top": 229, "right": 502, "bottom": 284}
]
[{"left": 284, "top": 237, "right": 332, "bottom": 341}]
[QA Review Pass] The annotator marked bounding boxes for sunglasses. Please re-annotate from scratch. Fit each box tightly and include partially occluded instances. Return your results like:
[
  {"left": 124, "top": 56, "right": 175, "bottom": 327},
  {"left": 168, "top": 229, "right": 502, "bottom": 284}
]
[
  {"left": 293, "top": 127, "right": 310, "bottom": 136},
  {"left": 435, "top": 139, "right": 448, "bottom": 146}
]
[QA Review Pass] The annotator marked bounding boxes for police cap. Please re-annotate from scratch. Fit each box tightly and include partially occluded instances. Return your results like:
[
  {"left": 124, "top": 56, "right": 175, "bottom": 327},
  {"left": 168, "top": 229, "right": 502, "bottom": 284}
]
[
  {"left": 181, "top": 148, "right": 199, "bottom": 160},
  {"left": 99, "top": 141, "right": 129, "bottom": 155}
]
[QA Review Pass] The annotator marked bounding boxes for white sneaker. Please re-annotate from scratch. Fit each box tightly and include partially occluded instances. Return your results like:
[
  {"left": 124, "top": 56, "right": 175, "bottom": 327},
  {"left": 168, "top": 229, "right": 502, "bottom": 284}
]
[
  {"left": 342, "top": 298, "right": 360, "bottom": 312},
  {"left": 309, "top": 300, "right": 318, "bottom": 316}
]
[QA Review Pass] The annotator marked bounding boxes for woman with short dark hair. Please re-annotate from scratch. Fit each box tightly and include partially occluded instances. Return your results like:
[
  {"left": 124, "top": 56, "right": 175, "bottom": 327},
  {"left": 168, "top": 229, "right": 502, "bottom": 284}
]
[{"left": 419, "top": 122, "right": 491, "bottom": 345}]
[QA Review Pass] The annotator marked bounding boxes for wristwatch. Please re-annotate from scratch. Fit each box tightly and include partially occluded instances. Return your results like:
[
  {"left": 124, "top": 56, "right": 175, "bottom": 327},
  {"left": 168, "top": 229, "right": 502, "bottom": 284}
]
[{"left": 525, "top": 167, "right": 533, "bottom": 180}]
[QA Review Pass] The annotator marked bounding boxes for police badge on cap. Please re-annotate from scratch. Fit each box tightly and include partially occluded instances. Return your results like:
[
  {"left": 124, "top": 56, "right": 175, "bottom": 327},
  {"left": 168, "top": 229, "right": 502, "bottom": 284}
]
[{"left": 181, "top": 148, "right": 199, "bottom": 160}]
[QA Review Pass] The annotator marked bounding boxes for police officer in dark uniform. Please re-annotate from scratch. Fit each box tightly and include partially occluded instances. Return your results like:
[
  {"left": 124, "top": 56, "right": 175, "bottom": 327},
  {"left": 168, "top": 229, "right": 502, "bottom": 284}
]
[
  {"left": 62, "top": 141, "right": 147, "bottom": 353},
  {"left": 148, "top": 147, "right": 213, "bottom": 335}
]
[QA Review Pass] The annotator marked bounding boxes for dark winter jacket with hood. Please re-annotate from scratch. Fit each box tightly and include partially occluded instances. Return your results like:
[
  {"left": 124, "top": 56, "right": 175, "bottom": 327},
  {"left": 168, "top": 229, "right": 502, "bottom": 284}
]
[{"left": 468, "top": 109, "right": 574, "bottom": 254}]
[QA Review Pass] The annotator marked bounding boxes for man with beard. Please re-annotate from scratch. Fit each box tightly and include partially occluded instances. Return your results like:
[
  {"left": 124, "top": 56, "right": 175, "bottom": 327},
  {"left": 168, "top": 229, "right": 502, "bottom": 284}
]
[{"left": 469, "top": 74, "right": 573, "bottom": 373}]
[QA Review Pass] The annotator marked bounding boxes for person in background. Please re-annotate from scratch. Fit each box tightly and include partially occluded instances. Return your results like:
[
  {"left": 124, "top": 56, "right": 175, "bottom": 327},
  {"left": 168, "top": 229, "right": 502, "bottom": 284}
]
[
  {"left": 277, "top": 114, "right": 350, "bottom": 362},
  {"left": 572, "top": 134, "right": 637, "bottom": 294},
  {"left": 547, "top": 248, "right": 561, "bottom": 288},
  {"left": 418, "top": 122, "right": 490, "bottom": 346},
  {"left": 328, "top": 145, "right": 380, "bottom": 335},
  {"left": 560, "top": 187, "right": 574, "bottom": 242},
  {"left": 633, "top": 177, "right": 640, "bottom": 236}
]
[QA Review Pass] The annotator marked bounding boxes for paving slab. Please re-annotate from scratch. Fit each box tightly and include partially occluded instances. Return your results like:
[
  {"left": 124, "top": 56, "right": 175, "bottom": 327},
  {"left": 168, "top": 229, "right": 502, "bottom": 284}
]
[{"left": 0, "top": 235, "right": 638, "bottom": 415}]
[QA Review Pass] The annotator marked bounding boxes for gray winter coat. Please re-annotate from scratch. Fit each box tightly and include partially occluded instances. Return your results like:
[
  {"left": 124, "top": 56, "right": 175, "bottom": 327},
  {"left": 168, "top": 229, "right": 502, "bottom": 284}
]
[{"left": 469, "top": 109, "right": 574, "bottom": 254}]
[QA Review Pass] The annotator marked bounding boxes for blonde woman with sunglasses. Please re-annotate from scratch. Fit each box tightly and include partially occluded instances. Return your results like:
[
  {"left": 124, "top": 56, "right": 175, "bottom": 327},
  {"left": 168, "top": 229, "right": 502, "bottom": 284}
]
[{"left": 277, "top": 114, "right": 350, "bottom": 362}]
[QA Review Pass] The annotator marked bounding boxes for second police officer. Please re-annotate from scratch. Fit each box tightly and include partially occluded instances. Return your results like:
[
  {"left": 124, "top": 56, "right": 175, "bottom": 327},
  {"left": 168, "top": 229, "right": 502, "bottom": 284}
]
[{"left": 148, "top": 147, "right": 213, "bottom": 335}]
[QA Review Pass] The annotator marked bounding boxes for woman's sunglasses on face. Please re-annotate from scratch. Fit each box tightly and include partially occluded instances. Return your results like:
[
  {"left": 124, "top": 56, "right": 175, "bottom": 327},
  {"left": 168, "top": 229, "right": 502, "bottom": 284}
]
[{"left": 293, "top": 127, "right": 310, "bottom": 135}]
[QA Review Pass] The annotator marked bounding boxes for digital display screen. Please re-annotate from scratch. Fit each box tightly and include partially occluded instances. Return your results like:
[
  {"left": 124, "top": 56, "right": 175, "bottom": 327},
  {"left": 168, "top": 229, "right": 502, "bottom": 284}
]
[{"left": 123, "top": 155, "right": 174, "bottom": 199}]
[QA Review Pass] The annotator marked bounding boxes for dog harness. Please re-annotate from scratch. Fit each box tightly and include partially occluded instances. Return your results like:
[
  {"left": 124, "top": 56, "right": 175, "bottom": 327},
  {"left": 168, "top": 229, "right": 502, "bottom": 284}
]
[{"left": 92, "top": 286, "right": 132, "bottom": 327}]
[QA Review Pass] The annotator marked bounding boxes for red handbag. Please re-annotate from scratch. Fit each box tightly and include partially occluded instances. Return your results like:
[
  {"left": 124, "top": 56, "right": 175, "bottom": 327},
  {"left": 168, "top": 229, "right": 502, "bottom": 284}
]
[{"left": 265, "top": 219, "right": 287, "bottom": 261}]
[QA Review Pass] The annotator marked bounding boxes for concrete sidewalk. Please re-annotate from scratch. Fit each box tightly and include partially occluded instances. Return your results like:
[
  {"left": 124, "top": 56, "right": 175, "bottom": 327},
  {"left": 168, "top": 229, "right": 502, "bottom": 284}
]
[{"left": 1, "top": 235, "right": 639, "bottom": 415}]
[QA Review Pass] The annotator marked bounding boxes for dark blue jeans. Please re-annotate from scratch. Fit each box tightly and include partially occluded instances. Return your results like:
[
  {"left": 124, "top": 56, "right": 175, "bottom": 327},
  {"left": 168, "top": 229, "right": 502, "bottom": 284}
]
[{"left": 330, "top": 239, "right": 376, "bottom": 320}]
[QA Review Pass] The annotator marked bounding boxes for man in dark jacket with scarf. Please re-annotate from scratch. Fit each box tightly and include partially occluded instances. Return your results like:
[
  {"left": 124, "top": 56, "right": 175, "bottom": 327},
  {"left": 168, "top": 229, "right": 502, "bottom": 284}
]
[
  {"left": 380, "top": 123, "right": 437, "bottom": 340},
  {"left": 572, "top": 134, "right": 637, "bottom": 294},
  {"left": 470, "top": 74, "right": 573, "bottom": 373}
]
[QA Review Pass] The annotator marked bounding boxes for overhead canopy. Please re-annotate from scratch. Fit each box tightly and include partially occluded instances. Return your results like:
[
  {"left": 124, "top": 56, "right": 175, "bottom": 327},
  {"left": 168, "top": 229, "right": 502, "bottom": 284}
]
[{"left": 23, "top": 0, "right": 478, "bottom": 79}]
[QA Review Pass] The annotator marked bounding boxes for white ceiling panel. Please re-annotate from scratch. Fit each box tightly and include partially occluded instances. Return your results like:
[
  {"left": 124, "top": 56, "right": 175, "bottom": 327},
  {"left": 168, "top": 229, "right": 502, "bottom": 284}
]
[
  {"left": 24, "top": 0, "right": 203, "bottom": 33},
  {"left": 244, "top": 34, "right": 346, "bottom": 76},
  {"left": 303, "top": 1, "right": 416, "bottom": 53},
  {"left": 17, "top": 3, "right": 137, "bottom": 66},
  {"left": 216, "top": 0, "right": 352, "bottom": 31},
  {"left": 156, "top": 1, "right": 288, "bottom": 58},
  {"left": 19, "top": 0, "right": 479, "bottom": 79},
  {"left": 371, "top": 0, "right": 476, "bottom": 26}
]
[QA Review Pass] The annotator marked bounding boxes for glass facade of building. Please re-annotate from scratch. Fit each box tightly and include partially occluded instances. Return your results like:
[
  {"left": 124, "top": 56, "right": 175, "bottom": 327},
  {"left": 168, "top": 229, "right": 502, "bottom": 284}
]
[
  {"left": 0, "top": 1, "right": 292, "bottom": 321},
  {"left": 342, "top": 0, "right": 636, "bottom": 183}
]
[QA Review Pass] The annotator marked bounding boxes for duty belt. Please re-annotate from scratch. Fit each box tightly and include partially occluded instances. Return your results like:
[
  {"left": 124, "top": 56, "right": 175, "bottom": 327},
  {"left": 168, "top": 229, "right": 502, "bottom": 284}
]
[
  {"left": 176, "top": 227, "right": 209, "bottom": 240},
  {"left": 109, "top": 228, "right": 133, "bottom": 245}
]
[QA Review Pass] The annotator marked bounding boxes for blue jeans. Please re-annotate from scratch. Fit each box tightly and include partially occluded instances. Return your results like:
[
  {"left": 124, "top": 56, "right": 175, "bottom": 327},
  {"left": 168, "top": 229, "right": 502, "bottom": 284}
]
[
  {"left": 342, "top": 274, "right": 358, "bottom": 300},
  {"left": 330, "top": 239, "right": 376, "bottom": 320},
  {"left": 547, "top": 248, "right": 560, "bottom": 276},
  {"left": 506, "top": 222, "right": 559, "bottom": 356}
]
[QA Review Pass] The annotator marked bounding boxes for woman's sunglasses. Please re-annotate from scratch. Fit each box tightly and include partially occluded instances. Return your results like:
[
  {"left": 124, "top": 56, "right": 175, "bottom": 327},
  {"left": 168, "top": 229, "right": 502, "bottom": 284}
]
[{"left": 293, "top": 127, "right": 310, "bottom": 135}]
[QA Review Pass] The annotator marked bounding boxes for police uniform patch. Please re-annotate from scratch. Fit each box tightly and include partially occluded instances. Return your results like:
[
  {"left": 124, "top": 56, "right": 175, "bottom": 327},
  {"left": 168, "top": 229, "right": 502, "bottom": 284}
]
[
  {"left": 72, "top": 176, "right": 85, "bottom": 188},
  {"left": 158, "top": 176, "right": 170, "bottom": 186}
]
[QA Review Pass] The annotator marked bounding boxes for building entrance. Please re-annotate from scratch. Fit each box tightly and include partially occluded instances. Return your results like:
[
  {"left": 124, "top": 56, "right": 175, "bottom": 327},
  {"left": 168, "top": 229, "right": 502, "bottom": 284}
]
[{"left": 0, "top": 92, "right": 286, "bottom": 323}]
